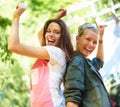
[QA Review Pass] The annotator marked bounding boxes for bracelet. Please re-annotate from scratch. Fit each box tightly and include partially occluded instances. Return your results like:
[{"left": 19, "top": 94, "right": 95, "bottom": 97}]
[
  {"left": 99, "top": 40, "right": 103, "bottom": 43},
  {"left": 13, "top": 14, "right": 20, "bottom": 19}
]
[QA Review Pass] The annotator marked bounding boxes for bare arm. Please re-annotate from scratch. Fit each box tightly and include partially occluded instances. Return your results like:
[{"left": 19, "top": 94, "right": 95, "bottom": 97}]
[
  {"left": 66, "top": 102, "right": 79, "bottom": 107},
  {"left": 8, "top": 3, "right": 49, "bottom": 60},
  {"left": 54, "top": 8, "right": 67, "bottom": 19},
  {"left": 38, "top": 8, "right": 67, "bottom": 44},
  {"left": 95, "top": 21, "right": 105, "bottom": 61}
]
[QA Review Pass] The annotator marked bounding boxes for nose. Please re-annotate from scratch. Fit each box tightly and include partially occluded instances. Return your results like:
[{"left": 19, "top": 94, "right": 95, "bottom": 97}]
[
  {"left": 49, "top": 32, "right": 55, "bottom": 36},
  {"left": 89, "top": 41, "right": 94, "bottom": 46}
]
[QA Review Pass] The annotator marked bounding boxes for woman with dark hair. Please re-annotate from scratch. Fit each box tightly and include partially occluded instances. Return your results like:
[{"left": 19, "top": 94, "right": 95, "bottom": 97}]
[{"left": 8, "top": 3, "right": 74, "bottom": 107}]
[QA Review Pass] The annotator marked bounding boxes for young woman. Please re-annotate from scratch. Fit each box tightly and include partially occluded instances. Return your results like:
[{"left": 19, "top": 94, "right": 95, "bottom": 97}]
[
  {"left": 8, "top": 3, "right": 74, "bottom": 107},
  {"left": 64, "top": 23, "right": 112, "bottom": 107}
]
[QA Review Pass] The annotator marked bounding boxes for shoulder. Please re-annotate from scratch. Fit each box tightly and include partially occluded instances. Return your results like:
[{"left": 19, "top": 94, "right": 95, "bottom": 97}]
[
  {"left": 43, "top": 46, "right": 64, "bottom": 55},
  {"left": 43, "top": 46, "right": 66, "bottom": 64},
  {"left": 71, "top": 55, "right": 85, "bottom": 65},
  {"left": 68, "top": 55, "right": 85, "bottom": 71}
]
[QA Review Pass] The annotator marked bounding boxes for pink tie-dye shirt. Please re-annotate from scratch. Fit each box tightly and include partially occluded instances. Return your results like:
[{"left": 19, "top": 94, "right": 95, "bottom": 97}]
[{"left": 30, "top": 46, "right": 66, "bottom": 107}]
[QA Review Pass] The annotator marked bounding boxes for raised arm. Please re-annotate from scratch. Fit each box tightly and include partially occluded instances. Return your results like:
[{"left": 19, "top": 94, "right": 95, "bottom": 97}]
[
  {"left": 38, "top": 8, "right": 67, "bottom": 45},
  {"left": 95, "top": 21, "right": 106, "bottom": 61},
  {"left": 8, "top": 3, "right": 49, "bottom": 60},
  {"left": 54, "top": 8, "right": 67, "bottom": 19}
]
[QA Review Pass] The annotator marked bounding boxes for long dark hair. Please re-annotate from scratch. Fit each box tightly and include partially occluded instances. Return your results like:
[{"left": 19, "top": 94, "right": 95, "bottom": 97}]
[{"left": 40, "top": 19, "right": 74, "bottom": 63}]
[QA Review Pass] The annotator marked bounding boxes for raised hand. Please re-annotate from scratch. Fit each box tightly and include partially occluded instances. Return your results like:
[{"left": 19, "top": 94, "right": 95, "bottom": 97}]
[
  {"left": 95, "top": 20, "right": 106, "bottom": 37},
  {"left": 55, "top": 8, "right": 67, "bottom": 19},
  {"left": 14, "top": 3, "right": 26, "bottom": 17}
]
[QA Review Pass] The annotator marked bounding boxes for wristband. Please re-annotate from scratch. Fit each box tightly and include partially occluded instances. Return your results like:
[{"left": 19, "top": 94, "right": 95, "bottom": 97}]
[
  {"left": 99, "top": 40, "right": 103, "bottom": 43},
  {"left": 13, "top": 14, "right": 20, "bottom": 19}
]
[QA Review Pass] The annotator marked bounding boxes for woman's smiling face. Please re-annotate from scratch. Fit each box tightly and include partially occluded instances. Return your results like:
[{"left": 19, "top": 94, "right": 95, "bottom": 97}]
[
  {"left": 45, "top": 22, "right": 61, "bottom": 47},
  {"left": 76, "top": 28, "right": 98, "bottom": 57}
]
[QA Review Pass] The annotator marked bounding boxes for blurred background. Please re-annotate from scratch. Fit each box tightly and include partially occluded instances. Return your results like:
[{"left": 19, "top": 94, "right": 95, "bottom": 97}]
[{"left": 0, "top": 0, "right": 120, "bottom": 107}]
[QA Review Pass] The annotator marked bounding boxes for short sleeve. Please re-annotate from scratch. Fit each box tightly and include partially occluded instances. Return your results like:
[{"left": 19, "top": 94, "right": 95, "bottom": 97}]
[{"left": 43, "top": 46, "right": 66, "bottom": 67}]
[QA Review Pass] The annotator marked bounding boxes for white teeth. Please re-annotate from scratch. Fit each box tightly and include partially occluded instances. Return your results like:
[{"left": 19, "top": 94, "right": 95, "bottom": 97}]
[
  {"left": 86, "top": 47, "right": 91, "bottom": 51},
  {"left": 48, "top": 39, "right": 54, "bottom": 42},
  {"left": 48, "top": 38, "right": 55, "bottom": 43}
]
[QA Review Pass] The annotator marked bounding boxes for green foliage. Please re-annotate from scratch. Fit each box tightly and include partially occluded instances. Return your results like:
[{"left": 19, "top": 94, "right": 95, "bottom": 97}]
[
  {"left": 27, "top": 0, "right": 77, "bottom": 16},
  {"left": 116, "top": 8, "right": 120, "bottom": 14},
  {"left": 0, "top": 7, "right": 30, "bottom": 107},
  {"left": 108, "top": 73, "right": 120, "bottom": 106},
  {"left": 0, "top": 61, "right": 30, "bottom": 107},
  {"left": 113, "top": 0, "right": 120, "bottom": 4},
  {"left": 95, "top": 0, "right": 111, "bottom": 11},
  {"left": 0, "top": 16, "right": 11, "bottom": 29},
  {"left": 25, "top": 0, "right": 79, "bottom": 36},
  {"left": 0, "top": 16, "right": 15, "bottom": 64}
]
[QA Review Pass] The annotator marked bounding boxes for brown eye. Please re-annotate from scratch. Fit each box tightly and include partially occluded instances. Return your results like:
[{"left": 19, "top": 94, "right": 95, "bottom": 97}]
[
  {"left": 86, "top": 38, "right": 90, "bottom": 41},
  {"left": 53, "top": 31, "right": 60, "bottom": 34},
  {"left": 93, "top": 41, "right": 97, "bottom": 45}
]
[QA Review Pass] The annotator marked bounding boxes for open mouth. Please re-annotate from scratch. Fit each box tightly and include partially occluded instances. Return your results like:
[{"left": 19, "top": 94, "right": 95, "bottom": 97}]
[
  {"left": 84, "top": 47, "right": 92, "bottom": 54},
  {"left": 47, "top": 39, "right": 55, "bottom": 45}
]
